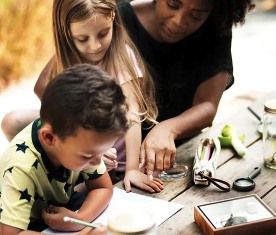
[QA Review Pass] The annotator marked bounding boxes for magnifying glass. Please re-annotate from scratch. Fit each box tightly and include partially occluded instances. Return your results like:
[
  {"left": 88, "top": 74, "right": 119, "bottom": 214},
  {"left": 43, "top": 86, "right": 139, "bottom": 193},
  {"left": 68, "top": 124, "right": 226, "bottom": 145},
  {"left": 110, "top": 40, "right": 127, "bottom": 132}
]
[{"left": 233, "top": 167, "right": 261, "bottom": 192}]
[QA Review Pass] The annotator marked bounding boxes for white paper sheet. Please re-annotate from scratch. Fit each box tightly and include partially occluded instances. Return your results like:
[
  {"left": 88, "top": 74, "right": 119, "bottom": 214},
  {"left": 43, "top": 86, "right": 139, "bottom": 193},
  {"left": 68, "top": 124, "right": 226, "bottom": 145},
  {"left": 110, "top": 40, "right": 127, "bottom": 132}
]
[{"left": 42, "top": 188, "right": 183, "bottom": 234}]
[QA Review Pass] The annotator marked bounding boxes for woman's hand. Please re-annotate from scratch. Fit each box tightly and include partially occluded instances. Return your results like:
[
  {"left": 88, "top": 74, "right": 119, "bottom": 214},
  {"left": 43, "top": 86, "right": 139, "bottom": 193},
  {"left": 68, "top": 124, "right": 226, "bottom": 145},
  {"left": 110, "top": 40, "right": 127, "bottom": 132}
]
[
  {"left": 102, "top": 148, "right": 118, "bottom": 171},
  {"left": 124, "top": 169, "right": 164, "bottom": 193},
  {"left": 139, "top": 121, "right": 177, "bottom": 179}
]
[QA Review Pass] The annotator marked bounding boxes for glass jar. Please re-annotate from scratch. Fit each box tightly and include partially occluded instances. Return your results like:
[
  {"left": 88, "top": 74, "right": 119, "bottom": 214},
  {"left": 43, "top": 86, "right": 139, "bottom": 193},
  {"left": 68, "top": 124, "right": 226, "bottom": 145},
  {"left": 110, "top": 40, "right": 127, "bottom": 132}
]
[
  {"left": 263, "top": 99, "right": 276, "bottom": 169},
  {"left": 107, "top": 209, "right": 157, "bottom": 235}
]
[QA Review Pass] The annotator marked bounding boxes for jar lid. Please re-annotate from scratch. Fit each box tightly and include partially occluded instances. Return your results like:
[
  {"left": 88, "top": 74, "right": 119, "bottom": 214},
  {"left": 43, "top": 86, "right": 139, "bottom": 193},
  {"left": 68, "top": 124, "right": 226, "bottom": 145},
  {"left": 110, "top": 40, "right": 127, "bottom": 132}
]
[
  {"left": 264, "top": 99, "right": 276, "bottom": 114},
  {"left": 107, "top": 209, "right": 155, "bottom": 234}
]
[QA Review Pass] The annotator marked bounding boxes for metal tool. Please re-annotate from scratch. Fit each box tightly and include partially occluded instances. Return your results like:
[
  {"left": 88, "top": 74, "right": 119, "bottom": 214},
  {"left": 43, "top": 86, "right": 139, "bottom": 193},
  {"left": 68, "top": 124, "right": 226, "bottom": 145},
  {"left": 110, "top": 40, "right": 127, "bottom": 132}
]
[{"left": 233, "top": 167, "right": 261, "bottom": 192}]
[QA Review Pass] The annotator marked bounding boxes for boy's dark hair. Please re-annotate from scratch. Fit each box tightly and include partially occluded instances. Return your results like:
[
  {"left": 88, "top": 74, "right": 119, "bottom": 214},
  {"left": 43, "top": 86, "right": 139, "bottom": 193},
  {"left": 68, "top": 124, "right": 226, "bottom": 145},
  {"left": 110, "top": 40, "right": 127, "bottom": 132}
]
[
  {"left": 211, "top": 0, "right": 255, "bottom": 36},
  {"left": 40, "top": 64, "right": 129, "bottom": 139}
]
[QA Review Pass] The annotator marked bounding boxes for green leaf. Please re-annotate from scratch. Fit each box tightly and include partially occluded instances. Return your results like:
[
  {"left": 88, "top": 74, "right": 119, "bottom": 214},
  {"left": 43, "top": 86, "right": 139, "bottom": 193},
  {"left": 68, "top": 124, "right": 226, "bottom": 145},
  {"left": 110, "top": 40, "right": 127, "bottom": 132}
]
[
  {"left": 221, "top": 125, "right": 237, "bottom": 137},
  {"left": 218, "top": 134, "right": 245, "bottom": 147},
  {"left": 274, "top": 140, "right": 276, "bottom": 149},
  {"left": 239, "top": 134, "right": 246, "bottom": 142}
]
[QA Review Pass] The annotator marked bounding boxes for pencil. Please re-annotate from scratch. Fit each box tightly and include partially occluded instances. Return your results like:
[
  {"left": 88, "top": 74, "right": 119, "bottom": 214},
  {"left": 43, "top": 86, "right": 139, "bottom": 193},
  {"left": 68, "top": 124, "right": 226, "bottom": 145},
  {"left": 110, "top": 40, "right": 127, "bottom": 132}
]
[
  {"left": 206, "top": 147, "right": 211, "bottom": 161},
  {"left": 200, "top": 146, "right": 206, "bottom": 160},
  {"left": 63, "top": 216, "right": 100, "bottom": 229},
  {"left": 247, "top": 107, "right": 261, "bottom": 121}
]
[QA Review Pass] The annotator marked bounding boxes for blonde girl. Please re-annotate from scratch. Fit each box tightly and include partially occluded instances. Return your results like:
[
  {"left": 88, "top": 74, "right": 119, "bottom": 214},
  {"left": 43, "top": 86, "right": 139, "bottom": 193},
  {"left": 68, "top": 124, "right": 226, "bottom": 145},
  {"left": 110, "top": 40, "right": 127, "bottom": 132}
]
[{"left": 2, "top": 0, "right": 163, "bottom": 193}]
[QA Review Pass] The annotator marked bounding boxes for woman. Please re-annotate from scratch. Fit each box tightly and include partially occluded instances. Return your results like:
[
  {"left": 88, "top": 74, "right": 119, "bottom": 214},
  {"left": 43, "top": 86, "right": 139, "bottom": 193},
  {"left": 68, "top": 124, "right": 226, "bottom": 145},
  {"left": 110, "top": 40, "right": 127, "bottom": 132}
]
[{"left": 117, "top": 0, "right": 255, "bottom": 177}]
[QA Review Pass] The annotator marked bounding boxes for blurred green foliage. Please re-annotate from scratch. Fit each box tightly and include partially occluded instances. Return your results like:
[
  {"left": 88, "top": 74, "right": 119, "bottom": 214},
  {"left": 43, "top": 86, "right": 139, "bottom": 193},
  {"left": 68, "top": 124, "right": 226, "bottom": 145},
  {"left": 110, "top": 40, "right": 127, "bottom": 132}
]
[{"left": 0, "top": 0, "right": 53, "bottom": 88}]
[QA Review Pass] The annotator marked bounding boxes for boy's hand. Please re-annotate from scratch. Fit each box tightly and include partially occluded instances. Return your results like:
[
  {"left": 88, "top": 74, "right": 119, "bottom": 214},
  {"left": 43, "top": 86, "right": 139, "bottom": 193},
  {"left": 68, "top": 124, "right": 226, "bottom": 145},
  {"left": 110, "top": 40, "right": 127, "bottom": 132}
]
[
  {"left": 124, "top": 169, "right": 164, "bottom": 193},
  {"left": 79, "top": 224, "right": 107, "bottom": 235},
  {"left": 102, "top": 148, "right": 118, "bottom": 171},
  {"left": 42, "top": 206, "right": 82, "bottom": 231}
]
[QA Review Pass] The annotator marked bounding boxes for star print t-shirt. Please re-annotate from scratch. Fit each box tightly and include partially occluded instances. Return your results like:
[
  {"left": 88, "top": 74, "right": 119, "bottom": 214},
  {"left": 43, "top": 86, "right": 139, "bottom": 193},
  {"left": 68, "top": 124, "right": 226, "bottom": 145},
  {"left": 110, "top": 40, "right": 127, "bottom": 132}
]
[{"left": 0, "top": 118, "right": 106, "bottom": 230}]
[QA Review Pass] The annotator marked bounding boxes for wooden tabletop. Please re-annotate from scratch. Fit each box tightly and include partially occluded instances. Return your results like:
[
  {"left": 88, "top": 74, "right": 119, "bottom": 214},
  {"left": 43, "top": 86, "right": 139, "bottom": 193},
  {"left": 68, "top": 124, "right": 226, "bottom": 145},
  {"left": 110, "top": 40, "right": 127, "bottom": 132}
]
[{"left": 114, "top": 91, "right": 276, "bottom": 235}]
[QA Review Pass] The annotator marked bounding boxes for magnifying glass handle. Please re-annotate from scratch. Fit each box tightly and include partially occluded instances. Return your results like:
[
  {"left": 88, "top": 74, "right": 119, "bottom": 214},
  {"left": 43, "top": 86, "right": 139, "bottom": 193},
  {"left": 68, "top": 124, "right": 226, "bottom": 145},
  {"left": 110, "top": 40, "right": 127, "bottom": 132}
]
[{"left": 248, "top": 167, "right": 261, "bottom": 179}]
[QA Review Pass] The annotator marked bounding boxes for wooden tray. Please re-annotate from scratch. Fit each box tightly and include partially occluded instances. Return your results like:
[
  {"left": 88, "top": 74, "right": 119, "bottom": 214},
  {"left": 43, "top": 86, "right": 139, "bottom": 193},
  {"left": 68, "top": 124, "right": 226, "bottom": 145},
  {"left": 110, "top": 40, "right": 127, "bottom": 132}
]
[{"left": 194, "top": 194, "right": 276, "bottom": 235}]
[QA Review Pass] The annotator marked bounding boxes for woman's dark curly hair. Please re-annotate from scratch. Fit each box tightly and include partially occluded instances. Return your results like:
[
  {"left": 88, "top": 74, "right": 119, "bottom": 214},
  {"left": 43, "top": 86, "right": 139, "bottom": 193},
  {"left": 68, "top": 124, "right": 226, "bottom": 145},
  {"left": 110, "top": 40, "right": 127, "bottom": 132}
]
[{"left": 211, "top": 0, "right": 255, "bottom": 36}]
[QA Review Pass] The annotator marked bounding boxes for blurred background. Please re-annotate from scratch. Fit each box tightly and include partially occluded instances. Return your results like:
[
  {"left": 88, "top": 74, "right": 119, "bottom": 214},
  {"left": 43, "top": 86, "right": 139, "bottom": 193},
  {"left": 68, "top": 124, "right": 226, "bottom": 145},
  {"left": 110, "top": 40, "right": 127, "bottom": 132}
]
[{"left": 0, "top": 0, "right": 276, "bottom": 153}]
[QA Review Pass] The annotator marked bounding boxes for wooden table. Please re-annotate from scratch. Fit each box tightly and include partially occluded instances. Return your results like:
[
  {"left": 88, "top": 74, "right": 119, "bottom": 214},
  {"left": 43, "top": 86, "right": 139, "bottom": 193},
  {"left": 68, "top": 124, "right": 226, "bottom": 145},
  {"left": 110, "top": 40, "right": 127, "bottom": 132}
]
[{"left": 115, "top": 91, "right": 276, "bottom": 235}]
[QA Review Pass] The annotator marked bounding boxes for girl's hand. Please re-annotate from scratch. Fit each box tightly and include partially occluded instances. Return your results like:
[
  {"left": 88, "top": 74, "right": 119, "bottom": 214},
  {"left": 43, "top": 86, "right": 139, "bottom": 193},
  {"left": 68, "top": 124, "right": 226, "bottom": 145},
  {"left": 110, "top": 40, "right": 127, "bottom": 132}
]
[
  {"left": 102, "top": 148, "right": 118, "bottom": 171},
  {"left": 42, "top": 206, "right": 82, "bottom": 231},
  {"left": 139, "top": 121, "right": 177, "bottom": 179},
  {"left": 124, "top": 169, "right": 164, "bottom": 193},
  {"left": 79, "top": 223, "right": 107, "bottom": 235}
]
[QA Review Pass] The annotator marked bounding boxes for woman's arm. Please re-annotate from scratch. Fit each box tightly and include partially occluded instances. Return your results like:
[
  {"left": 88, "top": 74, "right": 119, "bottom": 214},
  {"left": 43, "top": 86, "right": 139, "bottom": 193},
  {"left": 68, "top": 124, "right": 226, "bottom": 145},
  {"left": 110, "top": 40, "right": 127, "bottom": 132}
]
[
  {"left": 34, "top": 56, "right": 54, "bottom": 101},
  {"left": 122, "top": 82, "right": 164, "bottom": 193},
  {"left": 140, "top": 71, "right": 229, "bottom": 177},
  {"left": 172, "top": 71, "right": 229, "bottom": 139}
]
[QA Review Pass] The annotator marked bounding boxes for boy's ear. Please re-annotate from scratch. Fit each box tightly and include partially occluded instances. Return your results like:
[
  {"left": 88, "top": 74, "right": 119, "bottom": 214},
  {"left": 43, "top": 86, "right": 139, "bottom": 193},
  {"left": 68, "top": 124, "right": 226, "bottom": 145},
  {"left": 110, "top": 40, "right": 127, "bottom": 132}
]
[{"left": 40, "top": 126, "right": 57, "bottom": 146}]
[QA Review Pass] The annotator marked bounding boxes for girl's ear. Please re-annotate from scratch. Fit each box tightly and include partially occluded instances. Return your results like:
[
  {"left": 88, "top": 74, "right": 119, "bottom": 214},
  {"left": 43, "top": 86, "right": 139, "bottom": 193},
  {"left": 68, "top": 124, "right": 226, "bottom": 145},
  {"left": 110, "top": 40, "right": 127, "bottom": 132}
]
[{"left": 40, "top": 126, "right": 57, "bottom": 147}]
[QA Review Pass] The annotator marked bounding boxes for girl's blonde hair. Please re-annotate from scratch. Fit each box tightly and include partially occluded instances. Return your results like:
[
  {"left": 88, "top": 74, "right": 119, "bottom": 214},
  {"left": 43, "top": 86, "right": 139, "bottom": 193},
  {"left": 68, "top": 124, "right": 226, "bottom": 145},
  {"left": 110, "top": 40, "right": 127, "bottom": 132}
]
[{"left": 50, "top": 0, "right": 158, "bottom": 125}]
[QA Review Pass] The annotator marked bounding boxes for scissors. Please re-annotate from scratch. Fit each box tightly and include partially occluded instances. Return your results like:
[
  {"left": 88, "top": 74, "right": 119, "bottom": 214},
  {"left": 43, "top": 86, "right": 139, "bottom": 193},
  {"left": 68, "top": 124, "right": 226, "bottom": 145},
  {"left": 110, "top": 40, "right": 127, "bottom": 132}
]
[{"left": 233, "top": 167, "right": 261, "bottom": 192}]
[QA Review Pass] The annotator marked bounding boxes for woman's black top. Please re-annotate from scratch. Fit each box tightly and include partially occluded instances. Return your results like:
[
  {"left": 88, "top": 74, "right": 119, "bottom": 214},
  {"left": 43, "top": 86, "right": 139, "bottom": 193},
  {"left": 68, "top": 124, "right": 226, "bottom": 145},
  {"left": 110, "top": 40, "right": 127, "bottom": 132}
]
[{"left": 118, "top": 1, "right": 234, "bottom": 125}]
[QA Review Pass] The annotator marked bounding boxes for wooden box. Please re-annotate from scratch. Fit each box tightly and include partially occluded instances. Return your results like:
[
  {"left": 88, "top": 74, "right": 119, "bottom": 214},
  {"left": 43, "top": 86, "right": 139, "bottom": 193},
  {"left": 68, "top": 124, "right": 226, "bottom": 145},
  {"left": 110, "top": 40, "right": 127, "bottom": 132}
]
[{"left": 194, "top": 194, "right": 276, "bottom": 235}]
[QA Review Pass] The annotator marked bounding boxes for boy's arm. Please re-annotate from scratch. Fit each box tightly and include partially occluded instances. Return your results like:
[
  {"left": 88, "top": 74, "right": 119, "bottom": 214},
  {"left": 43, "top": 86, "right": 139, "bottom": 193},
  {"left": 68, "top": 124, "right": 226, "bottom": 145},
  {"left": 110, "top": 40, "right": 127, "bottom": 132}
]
[
  {"left": 121, "top": 82, "right": 164, "bottom": 193},
  {"left": 1, "top": 223, "right": 106, "bottom": 235},
  {"left": 1, "top": 225, "right": 40, "bottom": 235},
  {"left": 41, "top": 162, "right": 112, "bottom": 232},
  {"left": 42, "top": 171, "right": 112, "bottom": 232},
  {"left": 76, "top": 171, "right": 113, "bottom": 221}
]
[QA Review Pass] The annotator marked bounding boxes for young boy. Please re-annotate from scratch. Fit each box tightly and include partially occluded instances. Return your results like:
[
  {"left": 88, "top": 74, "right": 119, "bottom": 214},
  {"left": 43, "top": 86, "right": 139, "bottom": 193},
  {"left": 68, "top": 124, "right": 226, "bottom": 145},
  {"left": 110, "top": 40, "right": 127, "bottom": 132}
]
[{"left": 0, "top": 64, "right": 129, "bottom": 235}]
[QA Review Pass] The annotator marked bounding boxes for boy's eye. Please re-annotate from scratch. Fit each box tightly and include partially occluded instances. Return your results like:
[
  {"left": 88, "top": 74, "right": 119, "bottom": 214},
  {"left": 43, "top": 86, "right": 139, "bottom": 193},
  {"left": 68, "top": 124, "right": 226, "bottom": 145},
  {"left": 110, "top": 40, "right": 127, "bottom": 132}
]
[
  {"left": 167, "top": 0, "right": 179, "bottom": 10},
  {"left": 81, "top": 155, "right": 92, "bottom": 160}
]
